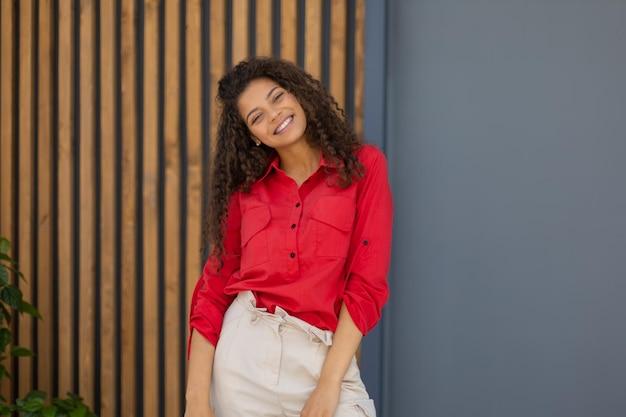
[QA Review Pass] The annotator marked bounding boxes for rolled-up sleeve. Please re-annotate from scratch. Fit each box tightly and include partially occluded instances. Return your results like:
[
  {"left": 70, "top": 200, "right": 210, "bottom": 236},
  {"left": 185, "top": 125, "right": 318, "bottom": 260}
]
[
  {"left": 343, "top": 146, "right": 394, "bottom": 335},
  {"left": 189, "top": 192, "right": 241, "bottom": 349}
]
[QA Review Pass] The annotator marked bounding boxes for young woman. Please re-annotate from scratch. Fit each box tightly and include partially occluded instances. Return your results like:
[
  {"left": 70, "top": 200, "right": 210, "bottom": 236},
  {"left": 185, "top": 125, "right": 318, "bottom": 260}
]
[{"left": 185, "top": 56, "right": 393, "bottom": 417}]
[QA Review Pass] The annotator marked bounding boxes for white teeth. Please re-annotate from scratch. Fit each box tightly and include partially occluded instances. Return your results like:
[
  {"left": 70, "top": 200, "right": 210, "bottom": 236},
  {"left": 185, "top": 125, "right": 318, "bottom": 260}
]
[{"left": 275, "top": 116, "right": 293, "bottom": 134}]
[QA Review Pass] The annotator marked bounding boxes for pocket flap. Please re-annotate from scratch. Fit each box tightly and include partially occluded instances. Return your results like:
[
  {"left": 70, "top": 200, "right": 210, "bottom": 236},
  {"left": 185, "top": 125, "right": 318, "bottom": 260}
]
[
  {"left": 241, "top": 204, "right": 271, "bottom": 246},
  {"left": 310, "top": 196, "right": 355, "bottom": 232}
]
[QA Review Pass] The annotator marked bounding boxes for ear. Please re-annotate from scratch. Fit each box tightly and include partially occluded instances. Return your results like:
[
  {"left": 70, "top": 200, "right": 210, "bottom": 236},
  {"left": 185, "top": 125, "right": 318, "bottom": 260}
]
[{"left": 250, "top": 135, "right": 261, "bottom": 147}]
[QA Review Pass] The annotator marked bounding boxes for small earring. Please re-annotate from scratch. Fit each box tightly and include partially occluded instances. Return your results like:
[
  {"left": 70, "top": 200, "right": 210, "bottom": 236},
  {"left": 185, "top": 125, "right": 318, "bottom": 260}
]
[{"left": 255, "top": 141, "right": 261, "bottom": 146}]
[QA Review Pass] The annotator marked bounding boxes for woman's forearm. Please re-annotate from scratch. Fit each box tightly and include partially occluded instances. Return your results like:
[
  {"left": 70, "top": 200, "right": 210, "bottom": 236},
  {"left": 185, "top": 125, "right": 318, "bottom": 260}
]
[
  {"left": 318, "top": 303, "right": 363, "bottom": 385},
  {"left": 186, "top": 329, "right": 215, "bottom": 405}
]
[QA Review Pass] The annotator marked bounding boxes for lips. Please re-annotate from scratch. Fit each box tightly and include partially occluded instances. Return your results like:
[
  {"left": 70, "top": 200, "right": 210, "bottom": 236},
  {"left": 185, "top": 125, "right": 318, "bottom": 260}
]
[{"left": 274, "top": 116, "right": 293, "bottom": 134}]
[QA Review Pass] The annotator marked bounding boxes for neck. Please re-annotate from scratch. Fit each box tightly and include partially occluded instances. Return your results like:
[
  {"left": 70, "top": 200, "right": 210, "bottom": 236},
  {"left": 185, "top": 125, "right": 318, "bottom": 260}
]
[{"left": 277, "top": 144, "right": 322, "bottom": 186}]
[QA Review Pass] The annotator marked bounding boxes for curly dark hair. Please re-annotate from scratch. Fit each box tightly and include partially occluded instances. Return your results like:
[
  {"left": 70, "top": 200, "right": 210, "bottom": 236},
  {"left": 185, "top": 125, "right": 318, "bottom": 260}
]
[{"left": 205, "top": 56, "right": 365, "bottom": 261}]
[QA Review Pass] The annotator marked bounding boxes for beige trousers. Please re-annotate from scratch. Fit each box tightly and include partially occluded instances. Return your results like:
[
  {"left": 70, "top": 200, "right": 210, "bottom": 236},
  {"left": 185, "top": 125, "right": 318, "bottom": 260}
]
[{"left": 211, "top": 291, "right": 376, "bottom": 417}]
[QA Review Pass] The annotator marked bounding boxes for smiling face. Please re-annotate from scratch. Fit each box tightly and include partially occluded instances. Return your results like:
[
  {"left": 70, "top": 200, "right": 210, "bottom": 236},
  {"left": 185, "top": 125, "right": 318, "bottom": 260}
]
[{"left": 238, "top": 77, "right": 308, "bottom": 151}]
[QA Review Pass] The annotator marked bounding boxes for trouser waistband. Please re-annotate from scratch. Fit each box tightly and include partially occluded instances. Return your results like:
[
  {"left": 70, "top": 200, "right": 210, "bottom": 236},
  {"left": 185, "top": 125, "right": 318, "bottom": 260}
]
[{"left": 234, "top": 290, "right": 334, "bottom": 346}]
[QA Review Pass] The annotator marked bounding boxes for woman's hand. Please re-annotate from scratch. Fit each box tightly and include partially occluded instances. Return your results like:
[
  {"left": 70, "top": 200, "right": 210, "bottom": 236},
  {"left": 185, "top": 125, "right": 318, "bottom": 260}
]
[
  {"left": 300, "top": 302, "right": 362, "bottom": 416},
  {"left": 300, "top": 379, "right": 341, "bottom": 417}
]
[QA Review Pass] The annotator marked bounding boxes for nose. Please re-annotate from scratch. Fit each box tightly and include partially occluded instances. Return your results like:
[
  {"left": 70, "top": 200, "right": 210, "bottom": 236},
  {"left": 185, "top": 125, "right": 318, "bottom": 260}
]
[{"left": 271, "top": 109, "right": 281, "bottom": 122}]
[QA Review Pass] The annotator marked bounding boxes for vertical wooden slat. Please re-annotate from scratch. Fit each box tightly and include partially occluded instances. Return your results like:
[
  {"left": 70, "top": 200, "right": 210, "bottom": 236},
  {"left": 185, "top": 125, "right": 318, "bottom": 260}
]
[
  {"left": 353, "top": 0, "right": 365, "bottom": 137},
  {"left": 142, "top": 0, "right": 160, "bottom": 416},
  {"left": 210, "top": 0, "right": 226, "bottom": 148},
  {"left": 185, "top": 0, "right": 203, "bottom": 345},
  {"left": 0, "top": 0, "right": 14, "bottom": 230},
  {"left": 164, "top": 0, "right": 182, "bottom": 414},
  {"left": 99, "top": 0, "right": 118, "bottom": 415},
  {"left": 0, "top": 0, "right": 15, "bottom": 237},
  {"left": 78, "top": 0, "right": 96, "bottom": 406},
  {"left": 329, "top": 0, "right": 346, "bottom": 109},
  {"left": 231, "top": 0, "right": 248, "bottom": 65},
  {"left": 17, "top": 0, "right": 35, "bottom": 398},
  {"left": 36, "top": 0, "right": 54, "bottom": 399},
  {"left": 280, "top": 0, "right": 297, "bottom": 62},
  {"left": 304, "top": 0, "right": 322, "bottom": 79},
  {"left": 0, "top": 0, "right": 15, "bottom": 400},
  {"left": 120, "top": 0, "right": 138, "bottom": 415},
  {"left": 57, "top": 0, "right": 75, "bottom": 398},
  {"left": 256, "top": 0, "right": 272, "bottom": 57}
]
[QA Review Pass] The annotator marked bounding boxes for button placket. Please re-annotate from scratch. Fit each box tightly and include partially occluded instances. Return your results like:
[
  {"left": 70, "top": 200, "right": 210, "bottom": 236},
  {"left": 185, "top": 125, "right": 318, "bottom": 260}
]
[{"left": 287, "top": 201, "right": 302, "bottom": 261}]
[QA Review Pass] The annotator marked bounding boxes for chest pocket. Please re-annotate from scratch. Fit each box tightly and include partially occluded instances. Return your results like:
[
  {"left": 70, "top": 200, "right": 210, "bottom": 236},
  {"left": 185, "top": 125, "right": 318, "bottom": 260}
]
[
  {"left": 240, "top": 204, "right": 271, "bottom": 271},
  {"left": 310, "top": 196, "right": 355, "bottom": 258}
]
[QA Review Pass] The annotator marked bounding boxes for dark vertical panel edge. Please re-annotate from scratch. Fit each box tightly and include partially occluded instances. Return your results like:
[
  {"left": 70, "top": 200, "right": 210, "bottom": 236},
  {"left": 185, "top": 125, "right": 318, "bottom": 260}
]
[
  {"left": 32, "top": 0, "right": 40, "bottom": 390},
  {"left": 72, "top": 0, "right": 81, "bottom": 395},
  {"left": 178, "top": 0, "right": 188, "bottom": 413},
  {"left": 272, "top": 0, "right": 281, "bottom": 57},
  {"left": 51, "top": 0, "right": 60, "bottom": 399},
  {"left": 225, "top": 0, "right": 232, "bottom": 69},
  {"left": 321, "top": 0, "right": 330, "bottom": 89},
  {"left": 93, "top": 0, "right": 102, "bottom": 413},
  {"left": 113, "top": 0, "right": 123, "bottom": 413},
  {"left": 296, "top": 0, "right": 305, "bottom": 68},
  {"left": 201, "top": 0, "right": 211, "bottom": 263},
  {"left": 157, "top": 0, "right": 166, "bottom": 416},
  {"left": 11, "top": 0, "right": 20, "bottom": 398},
  {"left": 135, "top": 0, "right": 145, "bottom": 415},
  {"left": 345, "top": 0, "right": 355, "bottom": 124}
]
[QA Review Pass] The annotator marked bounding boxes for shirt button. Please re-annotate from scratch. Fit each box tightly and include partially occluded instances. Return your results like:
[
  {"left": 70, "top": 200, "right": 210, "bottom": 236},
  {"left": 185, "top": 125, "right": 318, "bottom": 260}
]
[
  {"left": 363, "top": 240, "right": 369, "bottom": 246},
  {"left": 295, "top": 202, "right": 301, "bottom": 208},
  {"left": 290, "top": 252, "right": 296, "bottom": 258},
  {"left": 291, "top": 224, "right": 296, "bottom": 229}
]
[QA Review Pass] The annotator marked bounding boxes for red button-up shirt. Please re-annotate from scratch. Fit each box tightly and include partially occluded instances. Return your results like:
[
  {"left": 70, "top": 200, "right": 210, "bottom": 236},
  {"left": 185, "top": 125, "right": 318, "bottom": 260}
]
[{"left": 189, "top": 144, "right": 393, "bottom": 347}]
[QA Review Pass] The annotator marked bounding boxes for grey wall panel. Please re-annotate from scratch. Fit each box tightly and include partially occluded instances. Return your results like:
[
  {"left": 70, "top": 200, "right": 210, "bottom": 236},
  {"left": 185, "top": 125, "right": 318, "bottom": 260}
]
[
  {"left": 385, "top": 1, "right": 626, "bottom": 416},
  {"left": 361, "top": 0, "right": 389, "bottom": 415}
]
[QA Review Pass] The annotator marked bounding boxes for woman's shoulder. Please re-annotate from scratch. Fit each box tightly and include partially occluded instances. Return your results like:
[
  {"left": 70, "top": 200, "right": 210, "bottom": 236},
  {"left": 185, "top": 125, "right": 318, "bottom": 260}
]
[{"left": 356, "top": 144, "right": 388, "bottom": 167}]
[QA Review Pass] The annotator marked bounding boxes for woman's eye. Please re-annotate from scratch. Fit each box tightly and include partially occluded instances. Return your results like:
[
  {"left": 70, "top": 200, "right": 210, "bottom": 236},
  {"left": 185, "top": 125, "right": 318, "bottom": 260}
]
[
  {"left": 273, "top": 92, "right": 284, "bottom": 102},
  {"left": 252, "top": 114, "right": 261, "bottom": 124}
]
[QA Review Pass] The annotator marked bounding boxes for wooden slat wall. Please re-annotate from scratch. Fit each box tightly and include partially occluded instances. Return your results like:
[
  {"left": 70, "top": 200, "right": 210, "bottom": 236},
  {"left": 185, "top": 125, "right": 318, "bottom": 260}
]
[
  {"left": 0, "top": 1, "right": 365, "bottom": 416},
  {"left": 0, "top": 0, "right": 14, "bottom": 402}
]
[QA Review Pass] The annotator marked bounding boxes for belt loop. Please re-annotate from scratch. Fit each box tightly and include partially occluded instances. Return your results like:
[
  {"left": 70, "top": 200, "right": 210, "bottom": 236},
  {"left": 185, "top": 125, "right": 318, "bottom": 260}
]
[{"left": 308, "top": 327, "right": 333, "bottom": 346}]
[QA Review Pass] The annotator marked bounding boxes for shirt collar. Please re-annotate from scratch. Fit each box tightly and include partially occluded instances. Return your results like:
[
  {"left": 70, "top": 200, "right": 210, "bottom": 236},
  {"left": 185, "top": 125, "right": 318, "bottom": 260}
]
[{"left": 256, "top": 150, "right": 335, "bottom": 183}]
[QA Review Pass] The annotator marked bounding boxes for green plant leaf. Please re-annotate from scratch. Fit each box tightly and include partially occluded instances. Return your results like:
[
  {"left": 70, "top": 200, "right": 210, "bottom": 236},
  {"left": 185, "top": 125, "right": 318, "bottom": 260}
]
[
  {"left": 66, "top": 392, "right": 82, "bottom": 402},
  {"left": 0, "top": 328, "right": 10, "bottom": 352},
  {"left": 0, "top": 264, "right": 24, "bottom": 281},
  {"left": 20, "top": 398, "right": 44, "bottom": 412},
  {"left": 0, "top": 365, "right": 7, "bottom": 381},
  {"left": 20, "top": 300, "right": 42, "bottom": 319},
  {"left": 0, "top": 286, "right": 22, "bottom": 310},
  {"left": 0, "top": 365, "right": 11, "bottom": 380},
  {"left": 0, "top": 406, "right": 14, "bottom": 416},
  {"left": 52, "top": 397, "right": 74, "bottom": 411},
  {"left": 24, "top": 390, "right": 47, "bottom": 401},
  {"left": 0, "top": 253, "right": 12, "bottom": 262},
  {"left": 68, "top": 404, "right": 87, "bottom": 417},
  {"left": 0, "top": 238, "right": 10, "bottom": 254},
  {"left": 10, "top": 346, "right": 35, "bottom": 357},
  {"left": 0, "top": 265, "right": 8, "bottom": 286},
  {"left": 0, "top": 304, "right": 10, "bottom": 326},
  {"left": 42, "top": 405, "right": 58, "bottom": 417}
]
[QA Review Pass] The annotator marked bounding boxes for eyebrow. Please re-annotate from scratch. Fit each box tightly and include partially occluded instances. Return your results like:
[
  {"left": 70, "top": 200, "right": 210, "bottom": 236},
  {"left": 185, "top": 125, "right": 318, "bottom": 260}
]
[{"left": 245, "top": 86, "right": 280, "bottom": 124}]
